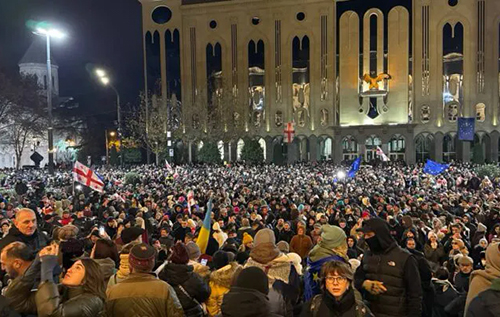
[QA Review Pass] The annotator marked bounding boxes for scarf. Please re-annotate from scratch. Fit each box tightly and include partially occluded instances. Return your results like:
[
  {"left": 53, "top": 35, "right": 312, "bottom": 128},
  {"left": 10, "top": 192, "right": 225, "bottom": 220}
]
[{"left": 116, "top": 254, "right": 130, "bottom": 280}]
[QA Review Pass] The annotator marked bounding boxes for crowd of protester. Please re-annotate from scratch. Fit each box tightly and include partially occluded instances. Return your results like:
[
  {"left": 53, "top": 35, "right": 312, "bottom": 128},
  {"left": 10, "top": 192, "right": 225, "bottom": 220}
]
[{"left": 0, "top": 161, "right": 498, "bottom": 316}]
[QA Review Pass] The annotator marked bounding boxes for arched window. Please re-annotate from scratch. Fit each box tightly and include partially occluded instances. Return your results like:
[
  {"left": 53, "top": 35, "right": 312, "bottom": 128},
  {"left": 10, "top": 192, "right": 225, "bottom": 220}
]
[
  {"left": 365, "top": 135, "right": 381, "bottom": 162},
  {"left": 388, "top": 135, "right": 405, "bottom": 161},
  {"left": 415, "top": 134, "right": 433, "bottom": 162},
  {"left": 342, "top": 136, "right": 358, "bottom": 161}
]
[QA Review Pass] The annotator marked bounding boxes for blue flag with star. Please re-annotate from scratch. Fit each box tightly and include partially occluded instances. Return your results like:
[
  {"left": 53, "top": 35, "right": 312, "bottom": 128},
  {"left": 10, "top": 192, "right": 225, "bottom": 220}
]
[
  {"left": 458, "top": 117, "right": 475, "bottom": 141},
  {"left": 304, "top": 254, "right": 346, "bottom": 301},
  {"left": 424, "top": 159, "right": 449, "bottom": 176},
  {"left": 347, "top": 156, "right": 361, "bottom": 178}
]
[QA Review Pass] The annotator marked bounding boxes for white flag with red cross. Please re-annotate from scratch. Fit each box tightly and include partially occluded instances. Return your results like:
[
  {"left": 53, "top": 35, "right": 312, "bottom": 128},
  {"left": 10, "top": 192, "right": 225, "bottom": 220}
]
[
  {"left": 284, "top": 122, "right": 295, "bottom": 143},
  {"left": 376, "top": 146, "right": 390, "bottom": 162},
  {"left": 73, "top": 161, "right": 105, "bottom": 192}
]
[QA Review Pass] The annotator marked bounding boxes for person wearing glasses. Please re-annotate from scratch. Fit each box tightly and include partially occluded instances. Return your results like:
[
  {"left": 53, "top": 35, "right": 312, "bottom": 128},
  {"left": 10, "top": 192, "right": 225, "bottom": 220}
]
[{"left": 300, "top": 260, "right": 373, "bottom": 317}]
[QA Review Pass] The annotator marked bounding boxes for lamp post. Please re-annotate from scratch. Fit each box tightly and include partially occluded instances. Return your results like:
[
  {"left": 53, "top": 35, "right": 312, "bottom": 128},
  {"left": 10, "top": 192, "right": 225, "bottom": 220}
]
[
  {"left": 105, "top": 130, "right": 116, "bottom": 165},
  {"left": 33, "top": 26, "right": 65, "bottom": 175},
  {"left": 95, "top": 69, "right": 123, "bottom": 167}
]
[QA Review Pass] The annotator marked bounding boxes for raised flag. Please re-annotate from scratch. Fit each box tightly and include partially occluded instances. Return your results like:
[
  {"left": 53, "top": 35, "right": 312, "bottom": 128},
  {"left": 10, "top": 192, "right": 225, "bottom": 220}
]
[
  {"left": 72, "top": 161, "right": 104, "bottom": 192},
  {"left": 424, "top": 159, "right": 449, "bottom": 176},
  {"left": 376, "top": 146, "right": 390, "bottom": 162},
  {"left": 347, "top": 156, "right": 361, "bottom": 178},
  {"left": 458, "top": 117, "right": 475, "bottom": 141},
  {"left": 196, "top": 199, "right": 213, "bottom": 254},
  {"left": 165, "top": 159, "right": 173, "bottom": 172},
  {"left": 284, "top": 122, "right": 295, "bottom": 143}
]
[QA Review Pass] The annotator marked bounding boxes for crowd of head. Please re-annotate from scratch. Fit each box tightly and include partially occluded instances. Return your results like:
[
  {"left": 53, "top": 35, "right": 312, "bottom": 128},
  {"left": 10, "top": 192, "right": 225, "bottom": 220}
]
[{"left": 0, "top": 161, "right": 499, "bottom": 317}]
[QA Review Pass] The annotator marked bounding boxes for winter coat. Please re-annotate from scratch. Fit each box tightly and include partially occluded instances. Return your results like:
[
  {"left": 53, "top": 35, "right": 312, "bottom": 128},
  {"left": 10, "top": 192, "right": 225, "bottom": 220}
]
[
  {"left": 35, "top": 282, "right": 104, "bottom": 317},
  {"left": 0, "top": 295, "right": 19, "bottom": 317},
  {"left": 245, "top": 251, "right": 300, "bottom": 317},
  {"left": 0, "top": 226, "right": 49, "bottom": 253},
  {"left": 106, "top": 272, "right": 184, "bottom": 317},
  {"left": 221, "top": 287, "right": 275, "bottom": 317},
  {"left": 300, "top": 287, "right": 373, "bottom": 317},
  {"left": 159, "top": 263, "right": 211, "bottom": 317},
  {"left": 354, "top": 218, "right": 422, "bottom": 317},
  {"left": 431, "top": 279, "right": 459, "bottom": 317},
  {"left": 107, "top": 254, "right": 130, "bottom": 290},
  {"left": 454, "top": 272, "right": 471, "bottom": 293},
  {"left": 465, "top": 242, "right": 500, "bottom": 314},
  {"left": 278, "top": 230, "right": 295, "bottom": 244},
  {"left": 466, "top": 278, "right": 500, "bottom": 317},
  {"left": 289, "top": 234, "right": 313, "bottom": 259},
  {"left": 423, "top": 241, "right": 445, "bottom": 265},
  {"left": 206, "top": 262, "right": 241, "bottom": 317}
]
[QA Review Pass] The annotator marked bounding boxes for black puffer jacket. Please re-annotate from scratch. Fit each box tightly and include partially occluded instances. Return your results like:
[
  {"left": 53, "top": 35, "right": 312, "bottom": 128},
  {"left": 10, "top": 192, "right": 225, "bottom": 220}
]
[
  {"left": 159, "top": 263, "right": 210, "bottom": 317},
  {"left": 354, "top": 218, "right": 422, "bottom": 317},
  {"left": 221, "top": 287, "right": 274, "bottom": 317}
]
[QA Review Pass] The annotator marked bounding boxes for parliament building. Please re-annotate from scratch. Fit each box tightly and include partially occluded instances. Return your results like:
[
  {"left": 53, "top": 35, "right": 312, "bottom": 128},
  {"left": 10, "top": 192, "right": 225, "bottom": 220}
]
[{"left": 138, "top": 0, "right": 500, "bottom": 164}]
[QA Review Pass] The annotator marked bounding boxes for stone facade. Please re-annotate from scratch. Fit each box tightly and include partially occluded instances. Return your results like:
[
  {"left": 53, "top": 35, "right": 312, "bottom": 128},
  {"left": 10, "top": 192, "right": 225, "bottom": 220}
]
[{"left": 138, "top": 0, "right": 500, "bottom": 164}]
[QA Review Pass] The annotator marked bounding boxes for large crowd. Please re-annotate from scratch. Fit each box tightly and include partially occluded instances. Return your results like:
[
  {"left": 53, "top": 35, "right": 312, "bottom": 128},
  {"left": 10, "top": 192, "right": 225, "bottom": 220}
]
[{"left": 0, "top": 161, "right": 499, "bottom": 317}]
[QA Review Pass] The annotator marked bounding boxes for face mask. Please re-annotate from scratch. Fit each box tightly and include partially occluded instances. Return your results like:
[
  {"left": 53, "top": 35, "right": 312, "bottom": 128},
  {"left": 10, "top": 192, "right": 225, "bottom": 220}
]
[{"left": 366, "top": 236, "right": 384, "bottom": 253}]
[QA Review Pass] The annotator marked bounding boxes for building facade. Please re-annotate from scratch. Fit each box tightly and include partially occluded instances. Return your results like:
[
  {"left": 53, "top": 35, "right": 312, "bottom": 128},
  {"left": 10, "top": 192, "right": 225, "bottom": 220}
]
[{"left": 138, "top": 0, "right": 500, "bottom": 164}]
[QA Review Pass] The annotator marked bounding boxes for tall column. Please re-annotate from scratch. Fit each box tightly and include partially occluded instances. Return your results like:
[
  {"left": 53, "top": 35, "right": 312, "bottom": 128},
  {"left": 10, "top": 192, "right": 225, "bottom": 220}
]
[
  {"left": 434, "top": 133, "right": 443, "bottom": 162},
  {"left": 490, "top": 133, "right": 499, "bottom": 162},
  {"left": 309, "top": 136, "right": 318, "bottom": 162}
]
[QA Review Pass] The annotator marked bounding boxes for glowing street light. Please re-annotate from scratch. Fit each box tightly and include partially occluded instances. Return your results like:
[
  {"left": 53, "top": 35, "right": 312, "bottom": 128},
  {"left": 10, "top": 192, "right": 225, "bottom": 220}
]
[
  {"left": 94, "top": 67, "right": 122, "bottom": 166},
  {"left": 336, "top": 171, "right": 346, "bottom": 180},
  {"left": 32, "top": 23, "right": 66, "bottom": 175}
]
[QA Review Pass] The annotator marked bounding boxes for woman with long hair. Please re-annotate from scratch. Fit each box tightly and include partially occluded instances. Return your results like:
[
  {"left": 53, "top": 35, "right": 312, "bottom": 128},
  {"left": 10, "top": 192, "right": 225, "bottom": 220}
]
[{"left": 6, "top": 244, "right": 106, "bottom": 317}]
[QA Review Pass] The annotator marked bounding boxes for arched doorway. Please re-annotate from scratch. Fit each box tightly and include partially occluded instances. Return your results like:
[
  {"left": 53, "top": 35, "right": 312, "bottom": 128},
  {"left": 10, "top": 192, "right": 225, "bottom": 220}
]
[
  {"left": 272, "top": 137, "right": 286, "bottom": 165},
  {"left": 236, "top": 139, "right": 244, "bottom": 161},
  {"left": 319, "top": 137, "right": 333, "bottom": 161},
  {"left": 258, "top": 138, "right": 267, "bottom": 161},
  {"left": 388, "top": 134, "right": 405, "bottom": 161},
  {"left": 443, "top": 134, "right": 456, "bottom": 162},
  {"left": 365, "top": 135, "right": 381, "bottom": 162},
  {"left": 299, "top": 137, "right": 310, "bottom": 161},
  {"left": 415, "top": 133, "right": 434, "bottom": 162},
  {"left": 342, "top": 136, "right": 358, "bottom": 161}
]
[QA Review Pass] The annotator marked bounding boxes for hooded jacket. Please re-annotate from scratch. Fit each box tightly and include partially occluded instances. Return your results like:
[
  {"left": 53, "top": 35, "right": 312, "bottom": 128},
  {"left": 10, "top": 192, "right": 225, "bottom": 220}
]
[
  {"left": 465, "top": 243, "right": 500, "bottom": 314},
  {"left": 159, "top": 263, "right": 210, "bottom": 317},
  {"left": 354, "top": 218, "right": 422, "bottom": 317},
  {"left": 206, "top": 262, "right": 241, "bottom": 317},
  {"left": 466, "top": 278, "right": 500, "bottom": 317}
]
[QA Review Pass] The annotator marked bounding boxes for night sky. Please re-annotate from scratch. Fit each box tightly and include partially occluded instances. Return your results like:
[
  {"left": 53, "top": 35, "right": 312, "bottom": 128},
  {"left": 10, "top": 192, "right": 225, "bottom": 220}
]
[{"left": 0, "top": 0, "right": 143, "bottom": 128}]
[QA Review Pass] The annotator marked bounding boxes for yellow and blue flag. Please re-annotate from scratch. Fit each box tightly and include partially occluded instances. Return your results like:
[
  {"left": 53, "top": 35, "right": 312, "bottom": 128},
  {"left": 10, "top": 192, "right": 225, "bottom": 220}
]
[{"left": 196, "top": 199, "right": 213, "bottom": 254}]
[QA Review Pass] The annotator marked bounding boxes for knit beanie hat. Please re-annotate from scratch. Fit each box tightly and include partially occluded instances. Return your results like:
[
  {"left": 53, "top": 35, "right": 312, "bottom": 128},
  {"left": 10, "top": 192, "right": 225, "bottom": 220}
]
[
  {"left": 319, "top": 225, "right": 347, "bottom": 250},
  {"left": 186, "top": 242, "right": 201, "bottom": 260},
  {"left": 276, "top": 241, "right": 290, "bottom": 253},
  {"left": 236, "top": 267, "right": 269, "bottom": 295},
  {"left": 242, "top": 232, "right": 253, "bottom": 245},
  {"left": 129, "top": 243, "right": 156, "bottom": 272},
  {"left": 253, "top": 228, "right": 276, "bottom": 248},
  {"left": 457, "top": 256, "right": 473, "bottom": 265},
  {"left": 212, "top": 250, "right": 230, "bottom": 270},
  {"left": 170, "top": 242, "right": 190, "bottom": 265}
]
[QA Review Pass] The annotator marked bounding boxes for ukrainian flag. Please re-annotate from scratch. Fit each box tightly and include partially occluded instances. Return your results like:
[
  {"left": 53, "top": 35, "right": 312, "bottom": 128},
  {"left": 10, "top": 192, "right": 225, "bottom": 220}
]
[{"left": 196, "top": 199, "right": 213, "bottom": 254}]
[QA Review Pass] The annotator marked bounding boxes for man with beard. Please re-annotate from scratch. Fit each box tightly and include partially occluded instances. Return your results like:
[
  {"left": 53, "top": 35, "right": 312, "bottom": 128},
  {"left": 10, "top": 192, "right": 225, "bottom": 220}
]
[{"left": 354, "top": 218, "right": 422, "bottom": 317}]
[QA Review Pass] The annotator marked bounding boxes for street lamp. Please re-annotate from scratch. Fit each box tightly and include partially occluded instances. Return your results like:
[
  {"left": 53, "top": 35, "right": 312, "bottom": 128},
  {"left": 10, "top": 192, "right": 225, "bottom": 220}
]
[
  {"left": 95, "top": 68, "right": 123, "bottom": 167},
  {"left": 33, "top": 24, "right": 65, "bottom": 175}
]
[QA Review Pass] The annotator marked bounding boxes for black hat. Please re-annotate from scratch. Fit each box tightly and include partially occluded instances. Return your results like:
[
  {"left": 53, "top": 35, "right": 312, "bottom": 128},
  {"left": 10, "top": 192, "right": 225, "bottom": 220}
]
[
  {"left": 121, "top": 227, "right": 144, "bottom": 244},
  {"left": 212, "top": 250, "right": 230, "bottom": 270},
  {"left": 129, "top": 243, "right": 156, "bottom": 272},
  {"left": 236, "top": 267, "right": 269, "bottom": 295}
]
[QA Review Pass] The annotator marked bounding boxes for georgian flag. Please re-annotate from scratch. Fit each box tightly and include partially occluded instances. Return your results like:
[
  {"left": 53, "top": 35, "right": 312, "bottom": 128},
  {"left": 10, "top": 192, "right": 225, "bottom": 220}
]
[
  {"left": 376, "top": 146, "right": 390, "bottom": 162},
  {"left": 165, "top": 159, "right": 173, "bottom": 172},
  {"left": 73, "top": 161, "right": 105, "bottom": 192}
]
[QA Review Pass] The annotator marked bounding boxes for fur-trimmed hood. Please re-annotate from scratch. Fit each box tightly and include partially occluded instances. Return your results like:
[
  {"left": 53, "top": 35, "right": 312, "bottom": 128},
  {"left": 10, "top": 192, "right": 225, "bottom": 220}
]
[
  {"left": 210, "top": 262, "right": 241, "bottom": 289},
  {"left": 245, "top": 254, "right": 292, "bottom": 284}
]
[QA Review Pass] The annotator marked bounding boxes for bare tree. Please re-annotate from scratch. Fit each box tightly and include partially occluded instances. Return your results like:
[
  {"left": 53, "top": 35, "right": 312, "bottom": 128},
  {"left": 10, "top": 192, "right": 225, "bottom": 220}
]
[{"left": 0, "top": 73, "right": 47, "bottom": 168}]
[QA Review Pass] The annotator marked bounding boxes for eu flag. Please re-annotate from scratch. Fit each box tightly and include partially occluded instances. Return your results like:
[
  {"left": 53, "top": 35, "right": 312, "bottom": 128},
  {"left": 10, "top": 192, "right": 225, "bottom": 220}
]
[
  {"left": 458, "top": 117, "right": 475, "bottom": 141},
  {"left": 347, "top": 156, "right": 361, "bottom": 178},
  {"left": 424, "top": 159, "right": 449, "bottom": 176}
]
